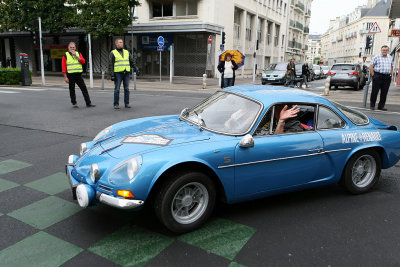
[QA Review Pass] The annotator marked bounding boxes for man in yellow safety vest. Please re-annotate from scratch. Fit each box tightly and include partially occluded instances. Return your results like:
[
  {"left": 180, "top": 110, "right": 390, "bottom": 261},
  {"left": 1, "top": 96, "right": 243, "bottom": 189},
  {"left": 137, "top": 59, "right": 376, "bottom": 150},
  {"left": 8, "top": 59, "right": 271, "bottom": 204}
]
[
  {"left": 62, "top": 42, "right": 95, "bottom": 108},
  {"left": 109, "top": 38, "right": 137, "bottom": 109}
]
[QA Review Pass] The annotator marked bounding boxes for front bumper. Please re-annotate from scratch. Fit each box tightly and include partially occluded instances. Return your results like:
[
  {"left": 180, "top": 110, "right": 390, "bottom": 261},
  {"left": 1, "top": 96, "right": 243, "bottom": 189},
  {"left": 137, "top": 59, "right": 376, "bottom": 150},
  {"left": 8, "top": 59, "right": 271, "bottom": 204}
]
[
  {"left": 262, "top": 77, "right": 285, "bottom": 84},
  {"left": 66, "top": 155, "right": 144, "bottom": 210}
]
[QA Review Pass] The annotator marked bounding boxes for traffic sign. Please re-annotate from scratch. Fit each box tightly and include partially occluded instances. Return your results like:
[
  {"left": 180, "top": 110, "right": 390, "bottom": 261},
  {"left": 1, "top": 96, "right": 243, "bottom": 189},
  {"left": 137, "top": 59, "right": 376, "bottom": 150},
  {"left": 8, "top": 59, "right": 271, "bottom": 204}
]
[
  {"left": 368, "top": 22, "right": 381, "bottom": 33},
  {"left": 220, "top": 44, "right": 224, "bottom": 51},
  {"left": 157, "top": 46, "right": 164, "bottom": 52},
  {"left": 208, "top": 35, "right": 212, "bottom": 44},
  {"left": 157, "top": 36, "right": 165, "bottom": 46}
]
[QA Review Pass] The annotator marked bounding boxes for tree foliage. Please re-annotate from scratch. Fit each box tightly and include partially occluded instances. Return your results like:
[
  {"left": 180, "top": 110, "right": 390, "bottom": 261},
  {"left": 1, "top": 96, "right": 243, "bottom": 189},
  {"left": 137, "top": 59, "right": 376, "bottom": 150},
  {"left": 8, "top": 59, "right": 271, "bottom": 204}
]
[
  {"left": 73, "top": 0, "right": 140, "bottom": 38},
  {"left": 0, "top": 0, "right": 76, "bottom": 33},
  {"left": 0, "top": 0, "right": 140, "bottom": 37}
]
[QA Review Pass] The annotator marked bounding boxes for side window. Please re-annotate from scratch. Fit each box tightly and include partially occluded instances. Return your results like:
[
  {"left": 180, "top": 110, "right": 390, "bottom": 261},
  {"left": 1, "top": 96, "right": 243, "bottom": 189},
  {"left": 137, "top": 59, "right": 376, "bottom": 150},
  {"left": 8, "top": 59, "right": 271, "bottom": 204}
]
[
  {"left": 255, "top": 104, "right": 315, "bottom": 136},
  {"left": 317, "top": 106, "right": 346, "bottom": 129}
]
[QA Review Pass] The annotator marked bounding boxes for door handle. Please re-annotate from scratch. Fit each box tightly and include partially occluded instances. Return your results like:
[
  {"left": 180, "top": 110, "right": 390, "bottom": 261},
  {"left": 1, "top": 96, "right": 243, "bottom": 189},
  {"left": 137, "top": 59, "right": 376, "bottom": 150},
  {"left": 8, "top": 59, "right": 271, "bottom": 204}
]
[{"left": 308, "top": 148, "right": 324, "bottom": 153}]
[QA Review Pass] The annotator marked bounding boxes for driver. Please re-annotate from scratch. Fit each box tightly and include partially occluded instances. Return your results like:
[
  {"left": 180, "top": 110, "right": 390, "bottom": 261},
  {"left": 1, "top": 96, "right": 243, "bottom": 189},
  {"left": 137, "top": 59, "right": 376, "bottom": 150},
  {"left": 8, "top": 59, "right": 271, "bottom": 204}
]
[{"left": 274, "top": 104, "right": 311, "bottom": 134}]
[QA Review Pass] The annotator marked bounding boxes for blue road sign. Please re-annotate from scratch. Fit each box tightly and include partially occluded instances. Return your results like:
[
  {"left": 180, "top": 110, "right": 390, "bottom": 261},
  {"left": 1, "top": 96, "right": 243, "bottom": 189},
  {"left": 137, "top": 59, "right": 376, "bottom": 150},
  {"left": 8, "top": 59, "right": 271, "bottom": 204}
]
[
  {"left": 220, "top": 44, "right": 225, "bottom": 51},
  {"left": 157, "top": 46, "right": 164, "bottom": 52},
  {"left": 157, "top": 36, "right": 165, "bottom": 47}
]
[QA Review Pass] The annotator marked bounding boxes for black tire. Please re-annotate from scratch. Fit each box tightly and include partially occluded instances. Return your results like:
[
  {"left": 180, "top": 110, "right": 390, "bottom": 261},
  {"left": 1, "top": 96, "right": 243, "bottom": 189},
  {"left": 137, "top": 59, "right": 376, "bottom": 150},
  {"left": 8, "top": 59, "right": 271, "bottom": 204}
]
[
  {"left": 340, "top": 149, "right": 381, "bottom": 194},
  {"left": 262, "top": 81, "right": 266, "bottom": 85},
  {"left": 154, "top": 171, "right": 216, "bottom": 233}
]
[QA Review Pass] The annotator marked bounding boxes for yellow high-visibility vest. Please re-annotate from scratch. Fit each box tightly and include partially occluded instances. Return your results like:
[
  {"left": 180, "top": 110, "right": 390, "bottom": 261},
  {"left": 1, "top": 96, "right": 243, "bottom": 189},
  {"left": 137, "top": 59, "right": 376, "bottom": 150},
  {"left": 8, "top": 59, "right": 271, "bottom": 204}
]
[
  {"left": 112, "top": 49, "right": 130, "bottom": 72},
  {"left": 65, "top": 52, "right": 83, "bottom": 73}
]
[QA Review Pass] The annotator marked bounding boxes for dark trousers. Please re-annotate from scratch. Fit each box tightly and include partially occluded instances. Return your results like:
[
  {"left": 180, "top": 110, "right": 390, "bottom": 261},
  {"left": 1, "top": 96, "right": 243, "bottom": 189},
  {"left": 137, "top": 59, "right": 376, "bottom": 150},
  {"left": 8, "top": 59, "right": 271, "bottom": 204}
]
[
  {"left": 67, "top": 73, "right": 91, "bottom": 106},
  {"left": 114, "top": 72, "right": 130, "bottom": 106},
  {"left": 299, "top": 74, "right": 308, "bottom": 87},
  {"left": 223, "top": 78, "right": 234, "bottom": 88},
  {"left": 285, "top": 72, "right": 295, "bottom": 86},
  {"left": 370, "top": 73, "right": 391, "bottom": 109}
]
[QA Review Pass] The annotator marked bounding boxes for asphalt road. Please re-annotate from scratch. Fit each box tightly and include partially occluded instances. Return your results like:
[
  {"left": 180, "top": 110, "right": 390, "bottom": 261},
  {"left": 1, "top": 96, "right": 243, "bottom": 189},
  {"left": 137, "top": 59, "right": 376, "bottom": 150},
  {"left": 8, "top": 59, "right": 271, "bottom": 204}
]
[{"left": 1, "top": 81, "right": 400, "bottom": 266}]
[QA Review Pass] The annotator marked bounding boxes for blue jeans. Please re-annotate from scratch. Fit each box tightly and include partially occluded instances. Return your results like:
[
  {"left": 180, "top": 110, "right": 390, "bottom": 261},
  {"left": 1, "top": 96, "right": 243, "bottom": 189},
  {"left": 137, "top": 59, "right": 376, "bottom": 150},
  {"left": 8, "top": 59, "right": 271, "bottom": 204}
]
[
  {"left": 223, "top": 78, "right": 234, "bottom": 88},
  {"left": 299, "top": 74, "right": 308, "bottom": 87},
  {"left": 114, "top": 72, "right": 130, "bottom": 106}
]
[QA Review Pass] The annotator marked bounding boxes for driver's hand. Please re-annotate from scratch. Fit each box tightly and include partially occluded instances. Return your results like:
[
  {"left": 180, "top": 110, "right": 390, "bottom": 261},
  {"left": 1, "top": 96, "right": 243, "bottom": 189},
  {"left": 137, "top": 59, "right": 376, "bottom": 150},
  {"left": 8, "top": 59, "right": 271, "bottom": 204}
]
[{"left": 279, "top": 105, "right": 300, "bottom": 122}]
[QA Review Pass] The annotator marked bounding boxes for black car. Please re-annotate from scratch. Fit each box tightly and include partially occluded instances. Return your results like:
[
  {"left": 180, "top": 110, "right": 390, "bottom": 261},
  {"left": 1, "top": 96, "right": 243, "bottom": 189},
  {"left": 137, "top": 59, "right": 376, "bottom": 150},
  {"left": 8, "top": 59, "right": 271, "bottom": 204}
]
[
  {"left": 295, "top": 63, "right": 314, "bottom": 83},
  {"left": 328, "top": 63, "right": 367, "bottom": 90}
]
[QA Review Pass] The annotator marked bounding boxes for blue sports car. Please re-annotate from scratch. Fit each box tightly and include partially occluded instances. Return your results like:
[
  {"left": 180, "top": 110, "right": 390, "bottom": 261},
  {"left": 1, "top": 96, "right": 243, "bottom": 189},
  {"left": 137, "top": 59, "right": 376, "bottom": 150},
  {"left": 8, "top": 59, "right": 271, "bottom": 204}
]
[{"left": 66, "top": 85, "right": 400, "bottom": 233}]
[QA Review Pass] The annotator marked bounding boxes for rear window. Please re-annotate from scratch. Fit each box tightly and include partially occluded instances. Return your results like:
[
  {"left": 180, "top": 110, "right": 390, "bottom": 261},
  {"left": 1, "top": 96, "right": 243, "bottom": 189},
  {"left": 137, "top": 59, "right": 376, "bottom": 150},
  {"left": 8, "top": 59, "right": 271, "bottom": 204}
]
[
  {"left": 332, "top": 101, "right": 369, "bottom": 125},
  {"left": 331, "top": 64, "right": 355, "bottom": 71}
]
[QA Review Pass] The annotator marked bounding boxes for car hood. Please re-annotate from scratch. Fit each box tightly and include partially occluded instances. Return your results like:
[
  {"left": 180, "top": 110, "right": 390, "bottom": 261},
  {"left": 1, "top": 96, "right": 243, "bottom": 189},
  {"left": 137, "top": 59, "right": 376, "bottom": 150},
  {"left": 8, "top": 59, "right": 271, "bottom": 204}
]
[{"left": 98, "top": 115, "right": 218, "bottom": 159}]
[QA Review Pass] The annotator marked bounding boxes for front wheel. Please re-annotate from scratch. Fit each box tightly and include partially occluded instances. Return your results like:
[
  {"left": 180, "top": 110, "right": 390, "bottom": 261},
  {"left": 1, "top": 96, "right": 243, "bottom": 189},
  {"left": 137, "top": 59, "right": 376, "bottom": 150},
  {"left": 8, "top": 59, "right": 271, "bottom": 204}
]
[
  {"left": 340, "top": 150, "right": 381, "bottom": 194},
  {"left": 154, "top": 172, "right": 216, "bottom": 233}
]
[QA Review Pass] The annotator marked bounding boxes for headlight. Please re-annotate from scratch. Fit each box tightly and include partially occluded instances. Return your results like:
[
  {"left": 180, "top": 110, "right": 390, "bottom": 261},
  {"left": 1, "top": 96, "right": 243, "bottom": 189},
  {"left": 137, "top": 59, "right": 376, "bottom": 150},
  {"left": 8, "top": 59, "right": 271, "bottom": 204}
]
[
  {"left": 93, "top": 126, "right": 112, "bottom": 142},
  {"left": 109, "top": 156, "right": 142, "bottom": 184},
  {"left": 90, "top": 163, "right": 100, "bottom": 183},
  {"left": 80, "top": 143, "right": 87, "bottom": 156},
  {"left": 262, "top": 73, "right": 266, "bottom": 78}
]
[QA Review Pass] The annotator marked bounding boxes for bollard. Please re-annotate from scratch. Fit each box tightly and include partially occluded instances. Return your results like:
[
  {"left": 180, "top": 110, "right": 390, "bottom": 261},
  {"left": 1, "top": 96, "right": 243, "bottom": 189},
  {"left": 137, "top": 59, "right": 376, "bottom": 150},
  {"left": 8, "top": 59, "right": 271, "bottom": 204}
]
[
  {"left": 101, "top": 71, "right": 105, "bottom": 90},
  {"left": 363, "top": 72, "right": 371, "bottom": 107},
  {"left": 324, "top": 76, "right": 331, "bottom": 96},
  {"left": 133, "top": 72, "right": 137, "bottom": 90},
  {"left": 202, "top": 74, "right": 207, "bottom": 89}
]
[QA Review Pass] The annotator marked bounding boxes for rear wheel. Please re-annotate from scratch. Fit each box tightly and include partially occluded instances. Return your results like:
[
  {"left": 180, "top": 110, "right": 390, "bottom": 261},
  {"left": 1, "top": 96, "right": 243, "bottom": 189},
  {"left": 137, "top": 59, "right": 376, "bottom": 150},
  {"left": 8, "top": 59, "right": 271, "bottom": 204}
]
[
  {"left": 154, "top": 171, "right": 216, "bottom": 233},
  {"left": 340, "top": 150, "right": 381, "bottom": 194}
]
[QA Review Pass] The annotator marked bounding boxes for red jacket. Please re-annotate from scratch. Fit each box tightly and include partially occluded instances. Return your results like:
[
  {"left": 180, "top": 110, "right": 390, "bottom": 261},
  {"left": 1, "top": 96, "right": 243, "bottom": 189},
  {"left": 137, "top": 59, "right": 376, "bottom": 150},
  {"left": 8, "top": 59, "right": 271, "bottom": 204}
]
[{"left": 62, "top": 52, "right": 86, "bottom": 73}]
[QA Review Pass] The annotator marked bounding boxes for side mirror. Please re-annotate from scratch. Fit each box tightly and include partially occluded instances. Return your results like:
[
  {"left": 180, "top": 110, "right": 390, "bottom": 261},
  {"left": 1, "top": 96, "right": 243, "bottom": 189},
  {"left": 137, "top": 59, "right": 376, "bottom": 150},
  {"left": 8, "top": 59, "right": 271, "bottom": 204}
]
[
  {"left": 179, "top": 108, "right": 189, "bottom": 120},
  {"left": 239, "top": 134, "right": 254, "bottom": 148}
]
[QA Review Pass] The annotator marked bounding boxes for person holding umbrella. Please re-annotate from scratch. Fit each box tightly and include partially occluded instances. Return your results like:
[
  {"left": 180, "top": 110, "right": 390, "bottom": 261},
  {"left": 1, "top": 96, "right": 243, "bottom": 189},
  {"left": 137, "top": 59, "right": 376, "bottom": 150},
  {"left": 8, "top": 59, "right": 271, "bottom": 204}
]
[{"left": 218, "top": 53, "right": 238, "bottom": 88}]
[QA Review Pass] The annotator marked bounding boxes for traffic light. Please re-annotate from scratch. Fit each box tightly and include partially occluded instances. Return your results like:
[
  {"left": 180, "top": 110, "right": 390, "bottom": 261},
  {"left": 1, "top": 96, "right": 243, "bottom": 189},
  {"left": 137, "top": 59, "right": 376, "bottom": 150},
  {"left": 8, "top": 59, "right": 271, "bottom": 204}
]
[
  {"left": 222, "top": 32, "right": 226, "bottom": 44},
  {"left": 33, "top": 31, "right": 39, "bottom": 45},
  {"left": 365, "top": 36, "right": 372, "bottom": 49}
]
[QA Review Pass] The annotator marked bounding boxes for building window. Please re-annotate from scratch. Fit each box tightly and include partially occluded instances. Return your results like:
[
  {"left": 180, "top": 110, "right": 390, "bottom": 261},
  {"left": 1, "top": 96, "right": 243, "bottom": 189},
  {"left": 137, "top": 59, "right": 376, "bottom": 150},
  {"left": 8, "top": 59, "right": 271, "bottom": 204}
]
[
  {"left": 176, "top": 0, "right": 197, "bottom": 16},
  {"left": 266, "top": 22, "right": 272, "bottom": 45},
  {"left": 274, "top": 25, "right": 280, "bottom": 46},
  {"left": 151, "top": 1, "right": 173, "bottom": 17},
  {"left": 234, "top": 8, "right": 241, "bottom": 39},
  {"left": 151, "top": 0, "right": 197, "bottom": 18},
  {"left": 246, "top": 14, "right": 252, "bottom": 41},
  {"left": 257, "top": 18, "right": 262, "bottom": 43}
]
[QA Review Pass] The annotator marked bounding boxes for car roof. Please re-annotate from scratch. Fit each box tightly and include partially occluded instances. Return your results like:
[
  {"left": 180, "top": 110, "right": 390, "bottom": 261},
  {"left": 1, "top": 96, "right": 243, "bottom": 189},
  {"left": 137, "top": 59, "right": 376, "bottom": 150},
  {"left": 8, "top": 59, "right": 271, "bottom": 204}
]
[{"left": 224, "top": 85, "right": 333, "bottom": 106}]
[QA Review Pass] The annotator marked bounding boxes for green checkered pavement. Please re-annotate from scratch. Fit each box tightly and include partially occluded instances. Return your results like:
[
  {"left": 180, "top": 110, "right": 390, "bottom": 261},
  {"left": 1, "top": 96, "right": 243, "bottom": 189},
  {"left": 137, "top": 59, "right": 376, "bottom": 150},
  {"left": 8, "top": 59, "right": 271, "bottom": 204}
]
[{"left": 0, "top": 159, "right": 256, "bottom": 266}]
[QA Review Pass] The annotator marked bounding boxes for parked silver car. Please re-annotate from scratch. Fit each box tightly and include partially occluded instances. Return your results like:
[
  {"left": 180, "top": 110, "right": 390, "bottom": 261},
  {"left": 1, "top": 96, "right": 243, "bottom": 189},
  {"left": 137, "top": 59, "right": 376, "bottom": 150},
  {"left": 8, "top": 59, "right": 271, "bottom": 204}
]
[{"left": 261, "top": 63, "right": 287, "bottom": 85}]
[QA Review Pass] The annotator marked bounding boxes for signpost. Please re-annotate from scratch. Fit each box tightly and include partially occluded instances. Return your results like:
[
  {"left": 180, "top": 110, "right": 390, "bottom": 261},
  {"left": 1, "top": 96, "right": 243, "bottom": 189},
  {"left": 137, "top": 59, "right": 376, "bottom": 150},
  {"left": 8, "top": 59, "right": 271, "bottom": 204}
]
[{"left": 157, "top": 36, "right": 164, "bottom": 82}]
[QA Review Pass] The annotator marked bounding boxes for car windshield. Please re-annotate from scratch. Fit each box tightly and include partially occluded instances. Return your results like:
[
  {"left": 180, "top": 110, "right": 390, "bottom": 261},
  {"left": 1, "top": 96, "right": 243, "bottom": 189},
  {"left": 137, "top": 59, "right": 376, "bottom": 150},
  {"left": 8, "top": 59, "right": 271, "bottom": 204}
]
[
  {"left": 182, "top": 91, "right": 262, "bottom": 135},
  {"left": 331, "top": 64, "right": 355, "bottom": 71},
  {"left": 332, "top": 101, "right": 369, "bottom": 125},
  {"left": 265, "top": 63, "right": 286, "bottom": 71}
]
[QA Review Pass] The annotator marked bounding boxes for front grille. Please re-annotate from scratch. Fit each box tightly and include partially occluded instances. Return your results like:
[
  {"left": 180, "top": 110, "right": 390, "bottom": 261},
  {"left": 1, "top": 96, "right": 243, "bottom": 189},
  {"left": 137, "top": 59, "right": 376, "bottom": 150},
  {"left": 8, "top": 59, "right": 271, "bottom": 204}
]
[{"left": 97, "top": 184, "right": 113, "bottom": 195}]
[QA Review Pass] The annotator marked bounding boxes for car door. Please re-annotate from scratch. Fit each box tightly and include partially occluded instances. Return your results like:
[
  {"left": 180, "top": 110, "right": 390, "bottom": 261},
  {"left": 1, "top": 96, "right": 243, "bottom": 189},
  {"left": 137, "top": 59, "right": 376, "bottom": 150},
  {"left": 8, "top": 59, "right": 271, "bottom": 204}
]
[{"left": 234, "top": 104, "right": 333, "bottom": 199}]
